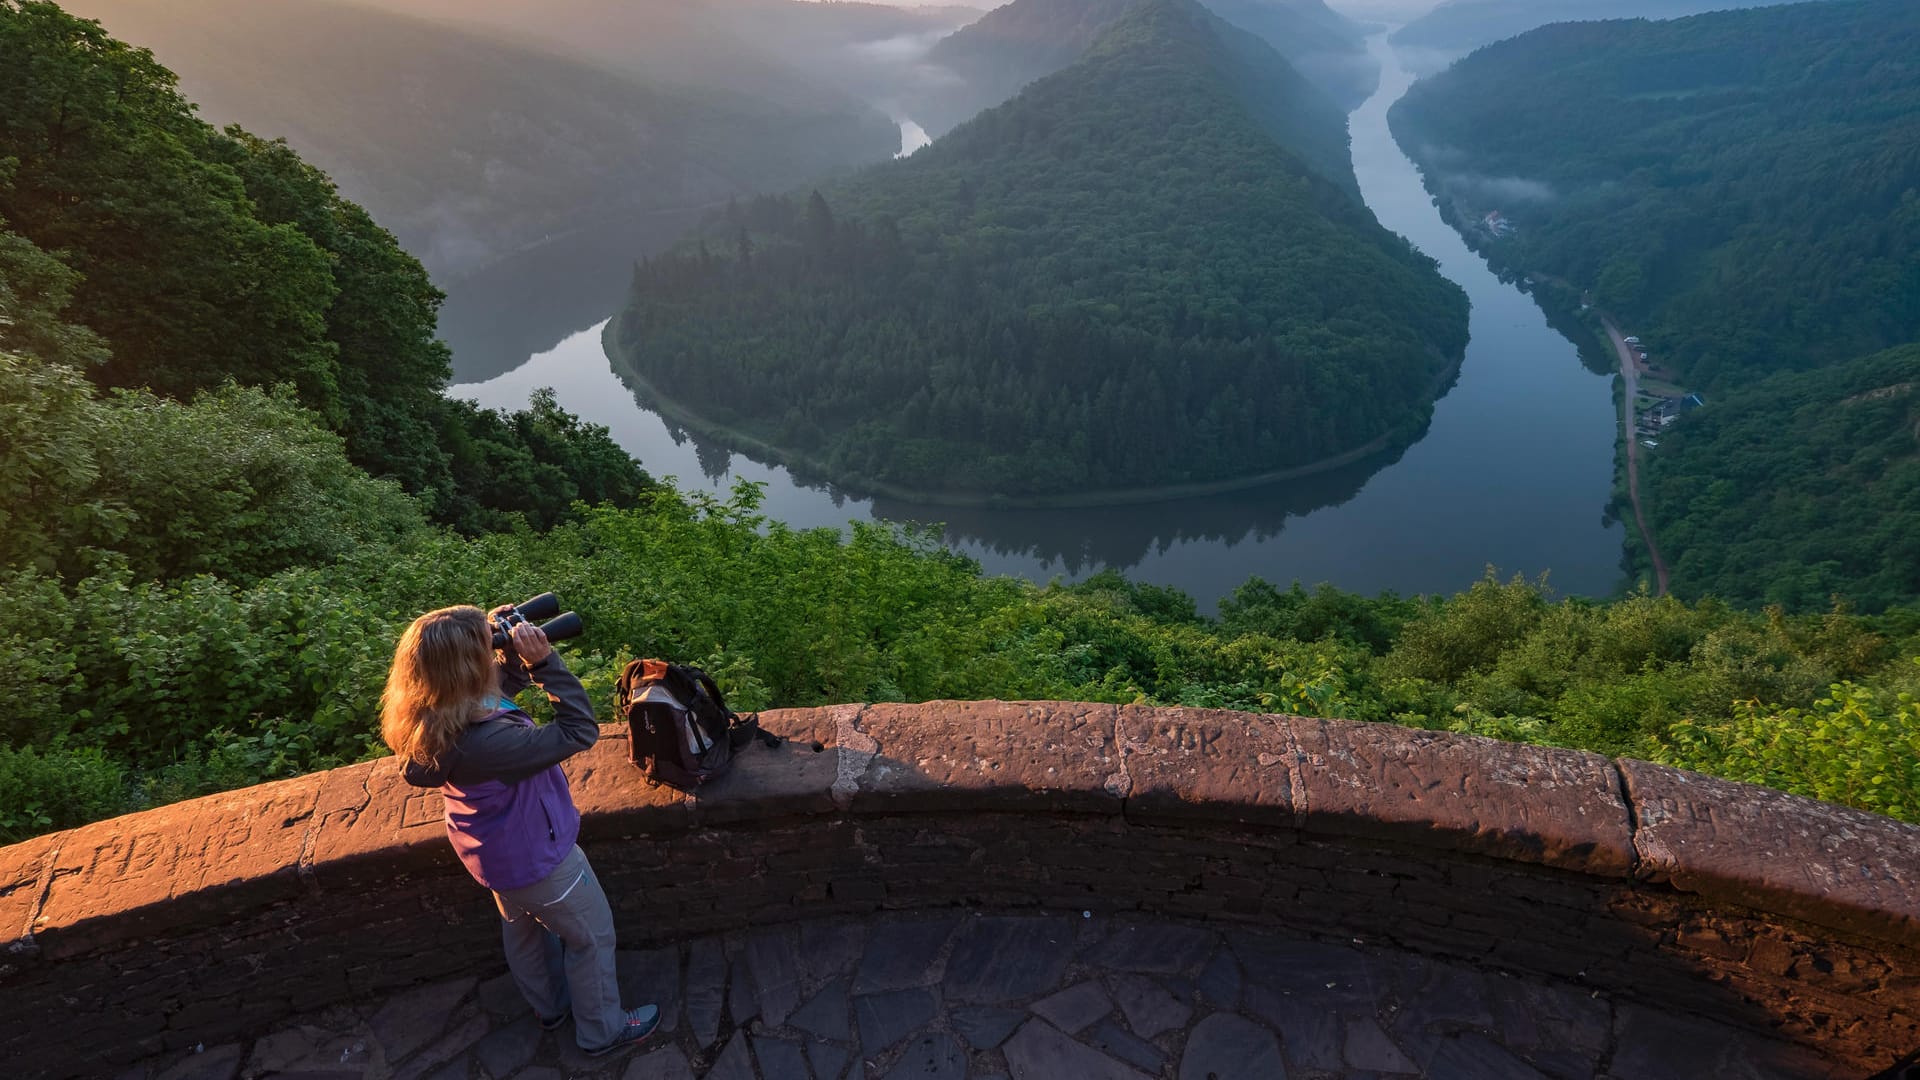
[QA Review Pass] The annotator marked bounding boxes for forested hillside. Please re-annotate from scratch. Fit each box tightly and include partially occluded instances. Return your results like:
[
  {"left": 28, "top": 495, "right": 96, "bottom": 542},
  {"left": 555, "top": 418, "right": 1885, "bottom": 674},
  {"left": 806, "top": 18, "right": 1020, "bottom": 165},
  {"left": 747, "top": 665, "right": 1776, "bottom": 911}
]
[
  {"left": 611, "top": 0, "right": 1467, "bottom": 502},
  {"left": 60, "top": 0, "right": 900, "bottom": 277},
  {"left": 913, "top": 0, "right": 1374, "bottom": 136},
  {"left": 1390, "top": 0, "right": 1840, "bottom": 69},
  {"left": 1640, "top": 345, "right": 1920, "bottom": 610},
  {"left": 2, "top": 0, "right": 1914, "bottom": 856},
  {"left": 1390, "top": 0, "right": 1920, "bottom": 610},
  {"left": 0, "top": 1, "right": 650, "bottom": 531}
]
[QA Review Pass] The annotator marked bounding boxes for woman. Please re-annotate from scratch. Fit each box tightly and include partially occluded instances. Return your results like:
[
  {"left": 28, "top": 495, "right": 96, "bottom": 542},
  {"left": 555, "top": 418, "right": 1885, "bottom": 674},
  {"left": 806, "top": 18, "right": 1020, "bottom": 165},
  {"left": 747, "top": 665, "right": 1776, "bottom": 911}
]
[{"left": 381, "top": 604, "right": 658, "bottom": 1056}]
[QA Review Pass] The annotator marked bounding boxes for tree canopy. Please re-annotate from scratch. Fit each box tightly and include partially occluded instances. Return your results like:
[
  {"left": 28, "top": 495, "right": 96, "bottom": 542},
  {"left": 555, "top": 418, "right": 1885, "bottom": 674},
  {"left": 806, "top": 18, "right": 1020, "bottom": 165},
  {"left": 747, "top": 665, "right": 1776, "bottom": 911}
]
[
  {"left": 1390, "top": 0, "right": 1920, "bottom": 610},
  {"left": 2, "top": 0, "right": 1914, "bottom": 858},
  {"left": 612, "top": 0, "right": 1467, "bottom": 501},
  {"left": 1390, "top": 0, "right": 1842, "bottom": 60},
  {"left": 0, "top": 0, "right": 651, "bottom": 532},
  {"left": 914, "top": 0, "right": 1373, "bottom": 135}
]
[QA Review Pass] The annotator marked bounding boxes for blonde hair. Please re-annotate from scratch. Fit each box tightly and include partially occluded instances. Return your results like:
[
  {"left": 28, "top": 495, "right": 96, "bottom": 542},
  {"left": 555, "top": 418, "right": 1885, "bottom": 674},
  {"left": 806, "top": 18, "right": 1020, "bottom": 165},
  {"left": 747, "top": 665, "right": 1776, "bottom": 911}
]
[{"left": 380, "top": 605, "right": 496, "bottom": 765}]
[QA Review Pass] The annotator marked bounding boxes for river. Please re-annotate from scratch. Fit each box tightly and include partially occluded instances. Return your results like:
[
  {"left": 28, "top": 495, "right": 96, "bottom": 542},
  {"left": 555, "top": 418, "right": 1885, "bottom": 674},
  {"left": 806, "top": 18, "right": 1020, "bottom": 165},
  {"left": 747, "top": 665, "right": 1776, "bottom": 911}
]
[{"left": 448, "top": 35, "right": 1624, "bottom": 608}]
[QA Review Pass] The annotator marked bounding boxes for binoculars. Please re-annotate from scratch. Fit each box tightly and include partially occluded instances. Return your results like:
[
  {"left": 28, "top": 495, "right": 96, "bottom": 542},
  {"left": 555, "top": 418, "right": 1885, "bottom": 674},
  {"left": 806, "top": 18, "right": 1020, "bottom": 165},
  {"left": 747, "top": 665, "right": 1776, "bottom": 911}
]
[{"left": 491, "top": 592, "right": 584, "bottom": 650}]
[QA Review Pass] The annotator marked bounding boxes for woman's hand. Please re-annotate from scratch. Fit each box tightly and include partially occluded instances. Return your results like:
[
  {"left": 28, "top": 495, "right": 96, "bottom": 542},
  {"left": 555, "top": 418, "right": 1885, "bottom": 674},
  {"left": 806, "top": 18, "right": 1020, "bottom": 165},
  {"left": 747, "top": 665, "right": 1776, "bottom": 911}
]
[{"left": 508, "top": 620, "right": 552, "bottom": 666}]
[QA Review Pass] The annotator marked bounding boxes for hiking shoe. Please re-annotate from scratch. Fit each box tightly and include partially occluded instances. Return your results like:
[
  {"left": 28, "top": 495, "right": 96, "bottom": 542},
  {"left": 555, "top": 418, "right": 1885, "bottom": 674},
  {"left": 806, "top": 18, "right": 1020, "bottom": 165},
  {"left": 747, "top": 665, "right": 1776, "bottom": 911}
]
[
  {"left": 537, "top": 1007, "right": 570, "bottom": 1031},
  {"left": 583, "top": 1005, "right": 659, "bottom": 1056}
]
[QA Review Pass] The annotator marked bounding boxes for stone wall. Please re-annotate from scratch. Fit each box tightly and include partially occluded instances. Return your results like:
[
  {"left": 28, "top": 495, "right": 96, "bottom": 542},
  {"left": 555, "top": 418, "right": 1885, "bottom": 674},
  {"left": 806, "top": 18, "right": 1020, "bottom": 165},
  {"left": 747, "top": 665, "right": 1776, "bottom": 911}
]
[{"left": 2, "top": 702, "right": 1916, "bottom": 1077}]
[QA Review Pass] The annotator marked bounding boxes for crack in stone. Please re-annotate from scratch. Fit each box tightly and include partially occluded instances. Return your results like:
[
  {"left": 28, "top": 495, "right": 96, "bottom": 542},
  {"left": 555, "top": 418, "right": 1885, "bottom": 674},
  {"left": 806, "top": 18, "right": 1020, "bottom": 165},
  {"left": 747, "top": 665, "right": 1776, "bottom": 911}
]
[
  {"left": 9, "top": 839, "right": 60, "bottom": 957},
  {"left": 295, "top": 770, "right": 367, "bottom": 894},
  {"left": 830, "top": 704, "right": 874, "bottom": 811},
  {"left": 294, "top": 801, "right": 326, "bottom": 894},
  {"left": 1275, "top": 714, "right": 1310, "bottom": 831},
  {"left": 1104, "top": 704, "right": 1132, "bottom": 804},
  {"left": 1610, "top": 758, "right": 1645, "bottom": 882},
  {"left": 1594, "top": 992, "right": 1622, "bottom": 1075}
]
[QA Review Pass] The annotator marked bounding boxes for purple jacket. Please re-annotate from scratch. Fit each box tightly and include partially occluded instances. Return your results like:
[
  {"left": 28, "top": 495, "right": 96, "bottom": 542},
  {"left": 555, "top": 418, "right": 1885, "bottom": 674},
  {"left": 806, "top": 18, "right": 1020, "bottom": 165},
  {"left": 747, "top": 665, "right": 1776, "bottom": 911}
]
[{"left": 402, "top": 651, "right": 599, "bottom": 891}]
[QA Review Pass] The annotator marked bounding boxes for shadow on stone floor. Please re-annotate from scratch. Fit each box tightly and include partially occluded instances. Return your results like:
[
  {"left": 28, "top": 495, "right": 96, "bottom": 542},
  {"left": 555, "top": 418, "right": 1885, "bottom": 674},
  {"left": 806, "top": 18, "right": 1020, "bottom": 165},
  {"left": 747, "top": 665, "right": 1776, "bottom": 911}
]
[{"left": 124, "top": 910, "right": 1845, "bottom": 1080}]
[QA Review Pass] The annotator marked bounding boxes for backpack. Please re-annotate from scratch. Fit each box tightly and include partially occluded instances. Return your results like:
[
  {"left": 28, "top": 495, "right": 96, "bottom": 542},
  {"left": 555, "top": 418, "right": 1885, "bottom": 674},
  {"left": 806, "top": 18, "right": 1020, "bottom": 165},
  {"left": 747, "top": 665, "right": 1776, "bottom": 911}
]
[{"left": 615, "top": 658, "right": 781, "bottom": 789}]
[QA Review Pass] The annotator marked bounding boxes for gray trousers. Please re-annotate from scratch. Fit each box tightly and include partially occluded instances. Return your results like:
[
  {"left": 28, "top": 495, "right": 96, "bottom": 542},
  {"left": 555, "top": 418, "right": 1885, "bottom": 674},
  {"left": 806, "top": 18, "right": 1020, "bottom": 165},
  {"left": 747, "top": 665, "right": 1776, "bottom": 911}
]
[{"left": 492, "top": 845, "right": 624, "bottom": 1048}]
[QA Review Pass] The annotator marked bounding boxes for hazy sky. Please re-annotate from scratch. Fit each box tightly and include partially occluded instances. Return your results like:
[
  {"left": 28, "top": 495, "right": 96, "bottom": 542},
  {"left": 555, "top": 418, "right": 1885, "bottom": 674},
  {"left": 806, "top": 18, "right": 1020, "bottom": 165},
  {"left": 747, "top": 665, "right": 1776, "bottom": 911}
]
[
  {"left": 975, "top": 0, "right": 1449, "bottom": 23},
  {"left": 796, "top": 0, "right": 1449, "bottom": 15},
  {"left": 1323, "top": 0, "right": 1449, "bottom": 21}
]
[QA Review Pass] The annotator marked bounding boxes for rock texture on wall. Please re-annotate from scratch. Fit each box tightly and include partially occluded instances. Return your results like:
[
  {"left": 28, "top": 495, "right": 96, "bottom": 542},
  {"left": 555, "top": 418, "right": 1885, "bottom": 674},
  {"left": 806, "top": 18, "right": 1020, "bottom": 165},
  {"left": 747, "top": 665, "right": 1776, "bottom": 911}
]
[{"left": 2, "top": 702, "right": 1916, "bottom": 1078}]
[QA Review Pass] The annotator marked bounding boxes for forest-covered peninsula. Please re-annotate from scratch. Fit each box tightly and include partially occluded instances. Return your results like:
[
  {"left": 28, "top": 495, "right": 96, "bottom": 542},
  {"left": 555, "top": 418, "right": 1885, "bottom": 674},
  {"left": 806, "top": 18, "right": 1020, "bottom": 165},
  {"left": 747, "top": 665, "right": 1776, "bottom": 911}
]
[
  {"left": 0, "top": 0, "right": 1914, "bottom": 848},
  {"left": 609, "top": 0, "right": 1469, "bottom": 505},
  {"left": 911, "top": 0, "right": 1375, "bottom": 137},
  {"left": 1390, "top": 0, "right": 1920, "bottom": 612}
]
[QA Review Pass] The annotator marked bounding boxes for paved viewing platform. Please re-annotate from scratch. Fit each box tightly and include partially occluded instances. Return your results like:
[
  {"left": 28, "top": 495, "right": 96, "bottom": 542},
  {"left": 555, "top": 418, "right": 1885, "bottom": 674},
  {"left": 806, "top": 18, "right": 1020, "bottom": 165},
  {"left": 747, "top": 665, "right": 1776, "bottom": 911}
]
[
  {"left": 122, "top": 910, "right": 1838, "bottom": 1080},
  {"left": 5, "top": 702, "right": 1917, "bottom": 1078}
]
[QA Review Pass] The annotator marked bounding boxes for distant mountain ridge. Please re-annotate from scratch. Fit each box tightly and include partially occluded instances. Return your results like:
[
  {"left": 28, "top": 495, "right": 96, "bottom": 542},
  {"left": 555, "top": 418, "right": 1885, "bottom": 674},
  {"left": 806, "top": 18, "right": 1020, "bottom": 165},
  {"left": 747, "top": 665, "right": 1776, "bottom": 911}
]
[
  {"left": 609, "top": 0, "right": 1467, "bottom": 501},
  {"left": 372, "top": 0, "right": 981, "bottom": 111},
  {"left": 913, "top": 0, "right": 1375, "bottom": 135},
  {"left": 60, "top": 0, "right": 902, "bottom": 278},
  {"left": 1391, "top": 0, "right": 1845, "bottom": 69}
]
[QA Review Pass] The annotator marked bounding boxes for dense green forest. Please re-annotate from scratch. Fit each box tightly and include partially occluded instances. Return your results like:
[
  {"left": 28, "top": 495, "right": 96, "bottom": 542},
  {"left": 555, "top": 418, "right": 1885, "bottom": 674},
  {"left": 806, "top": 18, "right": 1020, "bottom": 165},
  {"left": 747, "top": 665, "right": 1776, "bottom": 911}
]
[
  {"left": 611, "top": 0, "right": 1467, "bottom": 501},
  {"left": 1639, "top": 344, "right": 1920, "bottom": 609},
  {"left": 0, "top": 1, "right": 651, "bottom": 531},
  {"left": 0, "top": 0, "right": 1915, "bottom": 849},
  {"left": 914, "top": 0, "right": 1374, "bottom": 136},
  {"left": 1390, "top": 0, "right": 1920, "bottom": 611},
  {"left": 61, "top": 0, "right": 902, "bottom": 278}
]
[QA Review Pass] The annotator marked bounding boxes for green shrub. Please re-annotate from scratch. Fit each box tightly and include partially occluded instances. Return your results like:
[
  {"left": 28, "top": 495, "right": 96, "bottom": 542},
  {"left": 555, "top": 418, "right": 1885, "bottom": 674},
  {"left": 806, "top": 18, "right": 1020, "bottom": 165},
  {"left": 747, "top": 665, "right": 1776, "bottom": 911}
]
[
  {"left": 1659, "top": 675, "right": 1920, "bottom": 822},
  {"left": 0, "top": 744, "right": 127, "bottom": 843},
  {"left": 6, "top": 478, "right": 1920, "bottom": 843},
  {"left": 0, "top": 353, "right": 428, "bottom": 584}
]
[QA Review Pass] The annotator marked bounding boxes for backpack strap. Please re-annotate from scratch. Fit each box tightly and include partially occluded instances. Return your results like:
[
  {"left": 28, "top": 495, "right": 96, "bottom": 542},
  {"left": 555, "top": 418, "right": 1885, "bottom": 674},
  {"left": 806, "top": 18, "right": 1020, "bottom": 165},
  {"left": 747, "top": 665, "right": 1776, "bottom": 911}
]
[
  {"left": 614, "top": 658, "right": 642, "bottom": 720},
  {"left": 689, "top": 669, "right": 731, "bottom": 714},
  {"left": 686, "top": 667, "right": 781, "bottom": 746},
  {"left": 729, "top": 711, "right": 785, "bottom": 750}
]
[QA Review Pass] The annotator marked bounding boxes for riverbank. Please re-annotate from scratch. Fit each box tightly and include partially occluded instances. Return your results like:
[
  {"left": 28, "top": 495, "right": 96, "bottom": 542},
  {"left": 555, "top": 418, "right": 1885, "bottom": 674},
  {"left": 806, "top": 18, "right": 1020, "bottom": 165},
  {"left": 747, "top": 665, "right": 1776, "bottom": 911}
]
[
  {"left": 456, "top": 32, "right": 1623, "bottom": 605},
  {"left": 1388, "top": 188, "right": 1668, "bottom": 596},
  {"left": 602, "top": 318, "right": 1463, "bottom": 511},
  {"left": 1602, "top": 313, "right": 1672, "bottom": 596}
]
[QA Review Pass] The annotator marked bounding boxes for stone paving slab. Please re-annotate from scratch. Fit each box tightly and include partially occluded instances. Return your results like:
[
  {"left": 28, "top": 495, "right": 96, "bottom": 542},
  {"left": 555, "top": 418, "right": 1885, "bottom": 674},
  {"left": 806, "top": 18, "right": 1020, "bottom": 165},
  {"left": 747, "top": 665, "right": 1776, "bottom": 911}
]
[{"left": 118, "top": 910, "right": 1855, "bottom": 1080}]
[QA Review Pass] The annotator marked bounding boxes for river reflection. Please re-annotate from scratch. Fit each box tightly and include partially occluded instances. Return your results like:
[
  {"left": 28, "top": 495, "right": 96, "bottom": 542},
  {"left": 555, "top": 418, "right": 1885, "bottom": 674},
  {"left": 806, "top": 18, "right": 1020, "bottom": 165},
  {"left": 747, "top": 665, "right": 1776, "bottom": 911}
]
[
  {"left": 441, "top": 207, "right": 707, "bottom": 385},
  {"left": 447, "top": 35, "right": 1626, "bottom": 608},
  {"left": 870, "top": 448, "right": 1408, "bottom": 574}
]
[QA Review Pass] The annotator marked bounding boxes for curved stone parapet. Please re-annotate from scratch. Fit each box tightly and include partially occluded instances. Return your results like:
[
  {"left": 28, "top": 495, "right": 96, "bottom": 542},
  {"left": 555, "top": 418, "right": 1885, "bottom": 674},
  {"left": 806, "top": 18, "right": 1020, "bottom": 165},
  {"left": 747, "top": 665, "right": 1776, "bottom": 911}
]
[{"left": 2, "top": 702, "right": 1916, "bottom": 1077}]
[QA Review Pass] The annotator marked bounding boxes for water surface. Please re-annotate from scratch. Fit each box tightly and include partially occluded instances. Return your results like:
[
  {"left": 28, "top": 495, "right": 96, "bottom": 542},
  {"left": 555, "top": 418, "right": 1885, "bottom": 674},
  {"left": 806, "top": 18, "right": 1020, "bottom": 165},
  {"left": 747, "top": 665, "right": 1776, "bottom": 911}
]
[{"left": 449, "top": 36, "right": 1625, "bottom": 606}]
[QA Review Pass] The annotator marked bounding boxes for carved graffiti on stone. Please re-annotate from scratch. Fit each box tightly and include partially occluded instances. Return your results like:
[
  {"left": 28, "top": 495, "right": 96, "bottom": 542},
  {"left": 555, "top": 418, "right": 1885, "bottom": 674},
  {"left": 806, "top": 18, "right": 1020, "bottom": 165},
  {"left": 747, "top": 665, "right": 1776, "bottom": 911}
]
[
  {"left": 1163, "top": 725, "right": 1223, "bottom": 756},
  {"left": 400, "top": 792, "right": 444, "bottom": 830}
]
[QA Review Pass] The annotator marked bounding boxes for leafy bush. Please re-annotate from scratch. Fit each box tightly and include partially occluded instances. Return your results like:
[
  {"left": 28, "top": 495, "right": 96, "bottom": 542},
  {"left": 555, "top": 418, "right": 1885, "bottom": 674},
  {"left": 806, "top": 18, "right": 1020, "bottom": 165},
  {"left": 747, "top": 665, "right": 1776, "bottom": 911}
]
[
  {"left": 1659, "top": 677, "right": 1920, "bottom": 822},
  {"left": 0, "top": 744, "right": 126, "bottom": 844},
  {"left": 0, "top": 352, "right": 427, "bottom": 583},
  {"left": 5, "top": 480, "right": 1920, "bottom": 843}
]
